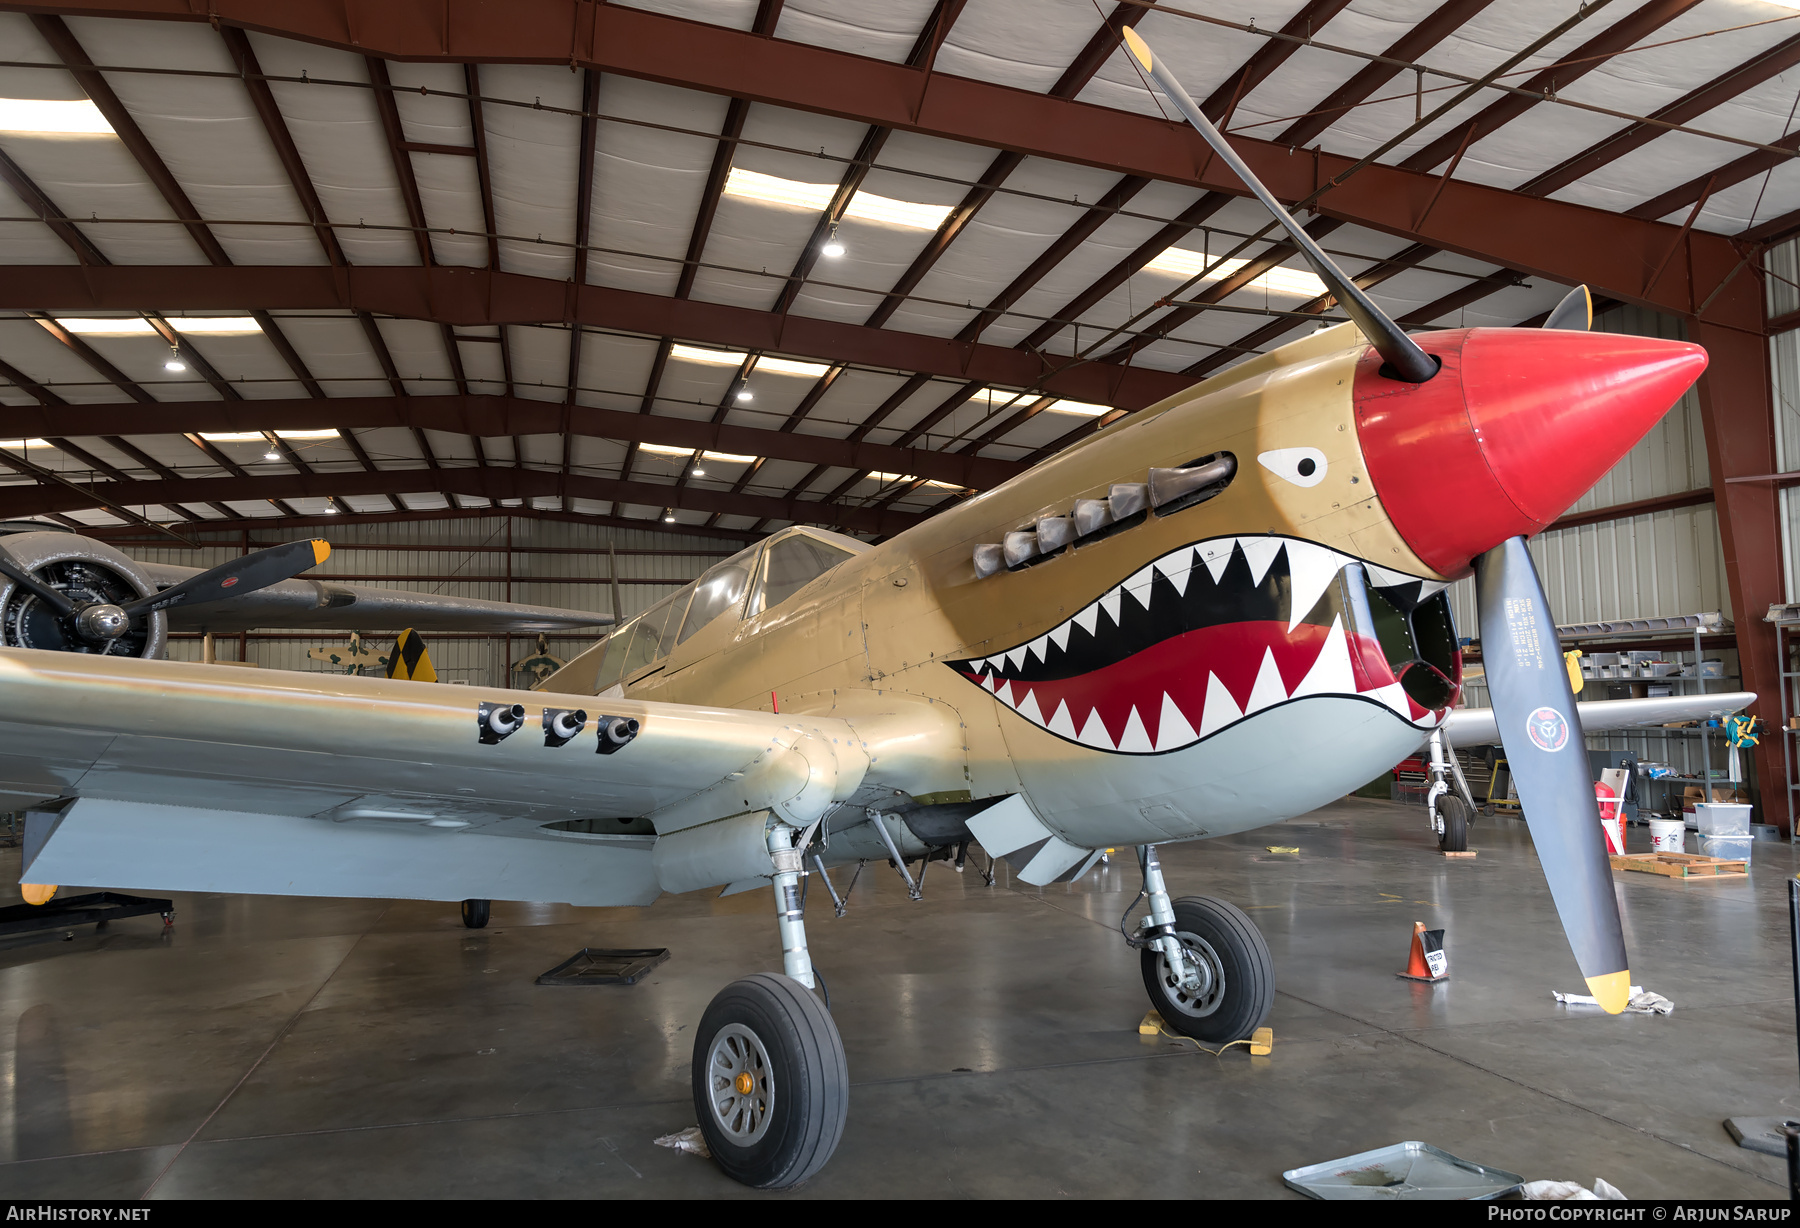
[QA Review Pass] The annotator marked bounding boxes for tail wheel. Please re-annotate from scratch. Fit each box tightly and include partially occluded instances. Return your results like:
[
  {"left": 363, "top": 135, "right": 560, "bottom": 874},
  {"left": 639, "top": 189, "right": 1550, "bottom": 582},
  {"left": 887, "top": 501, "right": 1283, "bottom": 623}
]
[
  {"left": 460, "top": 899, "right": 490, "bottom": 929},
  {"left": 692, "top": 973, "right": 847, "bottom": 1189},
  {"left": 1140, "top": 896, "right": 1274, "bottom": 1044},
  {"left": 1437, "top": 796, "right": 1472, "bottom": 853}
]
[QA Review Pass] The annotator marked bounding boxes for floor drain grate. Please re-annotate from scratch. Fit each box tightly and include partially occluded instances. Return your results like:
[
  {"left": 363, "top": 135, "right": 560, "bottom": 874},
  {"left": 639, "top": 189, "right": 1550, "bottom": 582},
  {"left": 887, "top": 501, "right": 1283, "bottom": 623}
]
[{"left": 536, "top": 947, "right": 670, "bottom": 986}]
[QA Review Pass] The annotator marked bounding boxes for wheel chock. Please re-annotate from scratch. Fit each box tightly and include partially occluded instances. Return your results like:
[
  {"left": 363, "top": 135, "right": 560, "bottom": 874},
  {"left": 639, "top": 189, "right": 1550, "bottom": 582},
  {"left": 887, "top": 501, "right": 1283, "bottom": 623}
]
[
  {"left": 1397, "top": 919, "right": 1449, "bottom": 982},
  {"left": 1249, "top": 1026, "right": 1273, "bottom": 1056},
  {"left": 1138, "top": 1010, "right": 1165, "bottom": 1035}
]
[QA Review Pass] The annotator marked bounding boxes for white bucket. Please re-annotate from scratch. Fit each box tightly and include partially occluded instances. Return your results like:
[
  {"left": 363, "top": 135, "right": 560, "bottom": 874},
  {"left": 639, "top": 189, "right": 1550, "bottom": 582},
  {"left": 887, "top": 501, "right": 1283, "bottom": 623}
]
[{"left": 1649, "top": 818, "right": 1687, "bottom": 855}]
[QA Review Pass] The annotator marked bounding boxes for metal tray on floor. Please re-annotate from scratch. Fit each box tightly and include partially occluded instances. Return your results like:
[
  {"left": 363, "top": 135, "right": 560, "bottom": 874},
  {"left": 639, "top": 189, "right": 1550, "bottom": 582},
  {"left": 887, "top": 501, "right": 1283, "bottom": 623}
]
[
  {"left": 1283, "top": 1141, "right": 1524, "bottom": 1200},
  {"left": 536, "top": 947, "right": 669, "bottom": 986}
]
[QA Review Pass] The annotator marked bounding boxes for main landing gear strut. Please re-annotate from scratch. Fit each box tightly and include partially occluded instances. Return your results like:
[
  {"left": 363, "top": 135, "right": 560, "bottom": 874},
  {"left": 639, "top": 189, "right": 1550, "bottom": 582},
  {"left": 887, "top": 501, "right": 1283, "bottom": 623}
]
[
  {"left": 1131, "top": 845, "right": 1274, "bottom": 1043},
  {"left": 691, "top": 821, "right": 848, "bottom": 1189}
]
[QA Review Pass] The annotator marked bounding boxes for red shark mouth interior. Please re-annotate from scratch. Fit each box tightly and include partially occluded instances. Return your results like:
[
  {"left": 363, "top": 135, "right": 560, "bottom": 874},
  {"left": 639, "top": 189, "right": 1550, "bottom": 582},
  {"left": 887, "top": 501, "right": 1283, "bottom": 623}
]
[{"left": 947, "top": 536, "right": 1461, "bottom": 754}]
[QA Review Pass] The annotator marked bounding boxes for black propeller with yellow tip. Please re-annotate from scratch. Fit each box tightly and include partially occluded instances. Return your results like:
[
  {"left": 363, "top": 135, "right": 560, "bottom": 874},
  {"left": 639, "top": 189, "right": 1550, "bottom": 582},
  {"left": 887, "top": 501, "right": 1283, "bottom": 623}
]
[{"left": 0, "top": 538, "right": 331, "bottom": 652}]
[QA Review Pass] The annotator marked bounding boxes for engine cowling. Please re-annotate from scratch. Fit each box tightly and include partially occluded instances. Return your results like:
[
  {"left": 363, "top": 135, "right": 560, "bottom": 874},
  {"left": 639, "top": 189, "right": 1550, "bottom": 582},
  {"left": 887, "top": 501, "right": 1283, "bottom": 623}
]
[{"left": 0, "top": 532, "right": 165, "bottom": 658}]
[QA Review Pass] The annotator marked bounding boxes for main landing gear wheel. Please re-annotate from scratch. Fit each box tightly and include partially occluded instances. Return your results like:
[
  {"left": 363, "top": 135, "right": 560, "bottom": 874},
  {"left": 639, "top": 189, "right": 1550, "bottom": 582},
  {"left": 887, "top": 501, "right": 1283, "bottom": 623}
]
[
  {"left": 460, "top": 899, "right": 490, "bottom": 929},
  {"left": 1141, "top": 896, "right": 1274, "bottom": 1044},
  {"left": 693, "top": 973, "right": 847, "bottom": 1189},
  {"left": 1437, "top": 796, "right": 1472, "bottom": 853}
]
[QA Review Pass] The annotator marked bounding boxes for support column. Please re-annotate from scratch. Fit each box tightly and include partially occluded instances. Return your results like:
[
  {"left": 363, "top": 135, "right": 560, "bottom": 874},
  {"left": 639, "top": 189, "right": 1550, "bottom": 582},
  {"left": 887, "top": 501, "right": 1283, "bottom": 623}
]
[{"left": 1692, "top": 319, "right": 1786, "bottom": 831}]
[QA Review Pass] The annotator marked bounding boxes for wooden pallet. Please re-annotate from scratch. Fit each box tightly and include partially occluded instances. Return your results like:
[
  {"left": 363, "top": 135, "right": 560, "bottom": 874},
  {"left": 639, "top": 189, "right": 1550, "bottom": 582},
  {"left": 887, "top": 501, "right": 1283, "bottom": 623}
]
[{"left": 1609, "top": 851, "right": 1748, "bottom": 879}]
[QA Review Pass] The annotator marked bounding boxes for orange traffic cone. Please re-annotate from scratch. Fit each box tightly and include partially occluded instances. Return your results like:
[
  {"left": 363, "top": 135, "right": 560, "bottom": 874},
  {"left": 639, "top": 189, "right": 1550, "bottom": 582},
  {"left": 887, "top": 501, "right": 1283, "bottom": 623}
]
[{"left": 1397, "top": 920, "right": 1448, "bottom": 982}]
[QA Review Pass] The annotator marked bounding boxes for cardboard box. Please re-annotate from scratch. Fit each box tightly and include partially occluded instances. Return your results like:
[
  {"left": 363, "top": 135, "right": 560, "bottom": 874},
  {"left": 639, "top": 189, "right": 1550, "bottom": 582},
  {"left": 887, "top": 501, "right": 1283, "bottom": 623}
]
[{"left": 1683, "top": 785, "right": 1748, "bottom": 806}]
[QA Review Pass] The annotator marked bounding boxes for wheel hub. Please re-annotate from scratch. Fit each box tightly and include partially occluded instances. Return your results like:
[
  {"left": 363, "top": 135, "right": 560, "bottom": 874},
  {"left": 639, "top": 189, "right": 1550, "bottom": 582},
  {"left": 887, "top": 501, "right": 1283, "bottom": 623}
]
[
  {"left": 1158, "top": 931, "right": 1227, "bottom": 1018},
  {"left": 706, "top": 1022, "right": 775, "bottom": 1145}
]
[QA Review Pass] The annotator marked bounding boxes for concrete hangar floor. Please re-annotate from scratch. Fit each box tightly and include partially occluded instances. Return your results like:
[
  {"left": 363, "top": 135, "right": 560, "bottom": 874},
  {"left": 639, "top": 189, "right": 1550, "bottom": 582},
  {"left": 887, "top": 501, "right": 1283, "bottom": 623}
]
[{"left": 0, "top": 799, "right": 1783, "bottom": 1200}]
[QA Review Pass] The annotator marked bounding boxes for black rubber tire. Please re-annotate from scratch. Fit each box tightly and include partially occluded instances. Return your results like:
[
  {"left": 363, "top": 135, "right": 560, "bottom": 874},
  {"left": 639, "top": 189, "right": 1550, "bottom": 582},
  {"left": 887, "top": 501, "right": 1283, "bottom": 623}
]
[
  {"left": 692, "top": 973, "right": 848, "bottom": 1189},
  {"left": 1437, "top": 796, "right": 1471, "bottom": 853},
  {"left": 1140, "top": 896, "right": 1274, "bottom": 1044},
  {"left": 460, "top": 898, "right": 490, "bottom": 929}
]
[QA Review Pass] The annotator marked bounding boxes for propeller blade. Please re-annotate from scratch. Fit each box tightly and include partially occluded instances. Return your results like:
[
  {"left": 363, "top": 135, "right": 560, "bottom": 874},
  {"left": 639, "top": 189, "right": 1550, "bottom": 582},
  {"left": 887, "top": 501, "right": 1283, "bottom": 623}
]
[
  {"left": 120, "top": 538, "right": 330, "bottom": 617},
  {"left": 1475, "top": 536, "right": 1630, "bottom": 1013},
  {"left": 0, "top": 551, "right": 75, "bottom": 618},
  {"left": 1543, "top": 284, "right": 1593, "bottom": 331},
  {"left": 1120, "top": 26, "right": 1439, "bottom": 385}
]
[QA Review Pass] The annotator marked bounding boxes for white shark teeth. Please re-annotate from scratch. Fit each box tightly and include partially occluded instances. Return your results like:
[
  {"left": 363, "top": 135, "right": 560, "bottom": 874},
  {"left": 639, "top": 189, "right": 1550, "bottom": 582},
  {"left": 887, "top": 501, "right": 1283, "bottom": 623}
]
[
  {"left": 1245, "top": 647, "right": 1287, "bottom": 715},
  {"left": 1099, "top": 588, "right": 1122, "bottom": 626},
  {"left": 1153, "top": 549, "right": 1195, "bottom": 597},
  {"left": 1116, "top": 706, "right": 1154, "bottom": 753},
  {"left": 1048, "top": 623, "right": 1072, "bottom": 653},
  {"left": 1239, "top": 536, "right": 1283, "bottom": 586},
  {"left": 1286, "top": 539, "right": 1345, "bottom": 632},
  {"left": 1005, "top": 646, "right": 1027, "bottom": 672},
  {"left": 1123, "top": 565, "right": 1155, "bottom": 609},
  {"left": 1290, "top": 617, "right": 1355, "bottom": 698},
  {"left": 1364, "top": 563, "right": 1415, "bottom": 590},
  {"left": 1025, "top": 634, "right": 1049, "bottom": 663},
  {"left": 1073, "top": 604, "right": 1100, "bottom": 637},
  {"left": 1076, "top": 707, "right": 1114, "bottom": 750},
  {"left": 1154, "top": 692, "right": 1197, "bottom": 752},
  {"left": 994, "top": 679, "right": 1016, "bottom": 707},
  {"left": 1047, "top": 698, "right": 1079, "bottom": 739},
  {"left": 1369, "top": 682, "right": 1411, "bottom": 715},
  {"left": 1198, "top": 539, "right": 1233, "bottom": 583},
  {"left": 1016, "top": 689, "right": 1044, "bottom": 723},
  {"left": 1198, "top": 672, "right": 1243, "bottom": 738}
]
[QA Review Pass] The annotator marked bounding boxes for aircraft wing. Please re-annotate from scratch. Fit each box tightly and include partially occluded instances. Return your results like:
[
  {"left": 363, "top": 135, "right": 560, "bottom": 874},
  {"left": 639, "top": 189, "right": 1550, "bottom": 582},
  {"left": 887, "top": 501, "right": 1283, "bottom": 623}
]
[
  {"left": 0, "top": 648, "right": 899, "bottom": 908},
  {"left": 135, "top": 561, "right": 611, "bottom": 633},
  {"left": 1441, "top": 691, "right": 1757, "bottom": 745}
]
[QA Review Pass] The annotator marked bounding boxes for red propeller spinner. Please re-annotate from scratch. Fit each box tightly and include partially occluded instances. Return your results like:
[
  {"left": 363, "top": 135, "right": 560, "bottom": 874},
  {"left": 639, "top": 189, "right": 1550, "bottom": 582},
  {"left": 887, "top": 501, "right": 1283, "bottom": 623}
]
[{"left": 1354, "top": 328, "right": 1709, "bottom": 579}]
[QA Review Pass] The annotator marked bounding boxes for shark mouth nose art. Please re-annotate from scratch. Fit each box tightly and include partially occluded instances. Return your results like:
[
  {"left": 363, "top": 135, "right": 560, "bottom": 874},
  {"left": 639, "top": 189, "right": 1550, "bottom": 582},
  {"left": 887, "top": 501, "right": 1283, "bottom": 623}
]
[{"left": 947, "top": 537, "right": 1462, "bottom": 754}]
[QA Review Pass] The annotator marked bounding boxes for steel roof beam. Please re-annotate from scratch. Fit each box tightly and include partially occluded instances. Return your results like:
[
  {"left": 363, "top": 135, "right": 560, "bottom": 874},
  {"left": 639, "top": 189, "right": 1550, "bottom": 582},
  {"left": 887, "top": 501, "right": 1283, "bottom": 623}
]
[
  {"left": 0, "top": 466, "right": 925, "bottom": 537},
  {"left": 1, "top": 264, "right": 1195, "bottom": 408},
  {"left": 7, "top": 393, "right": 1028, "bottom": 492}
]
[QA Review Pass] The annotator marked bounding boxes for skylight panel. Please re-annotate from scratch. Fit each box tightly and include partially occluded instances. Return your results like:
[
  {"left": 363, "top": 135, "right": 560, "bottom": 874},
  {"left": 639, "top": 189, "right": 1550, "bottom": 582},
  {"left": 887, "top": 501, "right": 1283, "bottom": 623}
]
[
  {"left": 0, "top": 98, "right": 112, "bottom": 135},
  {"left": 53, "top": 317, "right": 263, "bottom": 335},
  {"left": 637, "top": 443, "right": 758, "bottom": 464},
  {"left": 670, "top": 344, "right": 749, "bottom": 367},
  {"left": 753, "top": 356, "right": 831, "bottom": 378},
  {"left": 275, "top": 429, "right": 340, "bottom": 440},
  {"left": 638, "top": 442, "right": 696, "bottom": 457},
  {"left": 0, "top": 439, "right": 50, "bottom": 451},
  {"left": 1043, "top": 400, "right": 1110, "bottom": 416},
  {"left": 1142, "top": 250, "right": 1328, "bottom": 299},
  {"left": 869, "top": 471, "right": 963, "bottom": 490},
  {"left": 724, "top": 167, "right": 952, "bottom": 231}
]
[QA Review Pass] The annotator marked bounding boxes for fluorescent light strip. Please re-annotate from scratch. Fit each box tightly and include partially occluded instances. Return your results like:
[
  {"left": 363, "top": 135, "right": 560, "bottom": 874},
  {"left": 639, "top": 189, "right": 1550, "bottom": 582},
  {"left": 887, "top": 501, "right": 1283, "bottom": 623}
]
[
  {"left": 1142, "top": 250, "right": 1328, "bottom": 299},
  {"left": 199, "top": 432, "right": 268, "bottom": 442},
  {"left": 971, "top": 389, "right": 1044, "bottom": 410},
  {"left": 753, "top": 356, "right": 831, "bottom": 379},
  {"left": 0, "top": 98, "right": 112, "bottom": 135},
  {"left": 637, "top": 442, "right": 758, "bottom": 464},
  {"left": 0, "top": 439, "right": 50, "bottom": 451},
  {"left": 1043, "top": 400, "right": 1110, "bottom": 416},
  {"left": 724, "top": 167, "right": 952, "bottom": 231},
  {"left": 53, "top": 316, "right": 263, "bottom": 336},
  {"left": 275, "top": 429, "right": 340, "bottom": 440},
  {"left": 670, "top": 344, "right": 748, "bottom": 367}
]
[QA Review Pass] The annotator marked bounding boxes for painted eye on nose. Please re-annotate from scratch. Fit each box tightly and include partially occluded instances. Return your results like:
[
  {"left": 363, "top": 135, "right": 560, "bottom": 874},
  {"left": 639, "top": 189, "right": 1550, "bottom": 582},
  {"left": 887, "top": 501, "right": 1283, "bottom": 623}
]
[{"left": 1257, "top": 447, "right": 1328, "bottom": 488}]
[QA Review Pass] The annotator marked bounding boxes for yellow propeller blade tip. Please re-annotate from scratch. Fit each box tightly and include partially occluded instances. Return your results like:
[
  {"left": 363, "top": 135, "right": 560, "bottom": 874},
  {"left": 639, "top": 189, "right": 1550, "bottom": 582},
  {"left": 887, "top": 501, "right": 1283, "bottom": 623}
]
[
  {"left": 1122, "top": 25, "right": 1153, "bottom": 71},
  {"left": 311, "top": 539, "right": 331, "bottom": 565},
  {"left": 21, "top": 883, "right": 56, "bottom": 906},
  {"left": 1585, "top": 969, "right": 1632, "bottom": 1015}
]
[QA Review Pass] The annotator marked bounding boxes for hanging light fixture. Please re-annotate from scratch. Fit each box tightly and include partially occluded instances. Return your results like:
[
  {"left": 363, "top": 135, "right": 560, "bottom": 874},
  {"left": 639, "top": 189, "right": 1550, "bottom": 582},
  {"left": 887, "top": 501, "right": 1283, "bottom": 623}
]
[
  {"left": 662, "top": 507, "right": 676, "bottom": 523},
  {"left": 737, "top": 389, "right": 753, "bottom": 402},
  {"left": 821, "top": 221, "right": 844, "bottom": 259},
  {"left": 163, "top": 343, "right": 186, "bottom": 373}
]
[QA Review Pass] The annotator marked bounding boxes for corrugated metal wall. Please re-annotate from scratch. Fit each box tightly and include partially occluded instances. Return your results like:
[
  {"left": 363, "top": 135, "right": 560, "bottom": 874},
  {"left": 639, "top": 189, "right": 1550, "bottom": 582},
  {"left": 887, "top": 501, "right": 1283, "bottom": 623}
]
[
  {"left": 1766, "top": 237, "right": 1800, "bottom": 602},
  {"left": 124, "top": 517, "right": 738, "bottom": 688}
]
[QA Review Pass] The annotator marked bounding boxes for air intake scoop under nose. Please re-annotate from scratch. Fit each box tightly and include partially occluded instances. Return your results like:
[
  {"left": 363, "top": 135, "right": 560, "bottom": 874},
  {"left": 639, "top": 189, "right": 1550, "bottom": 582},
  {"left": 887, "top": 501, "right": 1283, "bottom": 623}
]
[{"left": 1353, "top": 328, "right": 1708, "bottom": 579}]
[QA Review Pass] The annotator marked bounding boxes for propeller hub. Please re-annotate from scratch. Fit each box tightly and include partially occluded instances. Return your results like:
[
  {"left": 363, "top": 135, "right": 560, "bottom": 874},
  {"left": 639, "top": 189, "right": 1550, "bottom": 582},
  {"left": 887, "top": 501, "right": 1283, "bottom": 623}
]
[
  {"left": 73, "top": 603, "right": 130, "bottom": 642},
  {"left": 1354, "top": 328, "right": 1708, "bottom": 578}
]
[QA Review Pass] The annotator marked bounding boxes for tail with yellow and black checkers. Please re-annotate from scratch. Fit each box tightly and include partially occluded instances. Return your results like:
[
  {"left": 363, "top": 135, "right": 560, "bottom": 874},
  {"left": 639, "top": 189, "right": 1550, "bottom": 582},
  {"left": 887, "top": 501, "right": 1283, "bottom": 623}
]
[{"left": 386, "top": 628, "right": 437, "bottom": 683}]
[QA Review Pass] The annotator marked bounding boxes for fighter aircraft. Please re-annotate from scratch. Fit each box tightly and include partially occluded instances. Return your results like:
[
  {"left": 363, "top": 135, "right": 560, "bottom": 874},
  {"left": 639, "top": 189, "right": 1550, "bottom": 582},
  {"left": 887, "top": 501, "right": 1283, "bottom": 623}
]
[
  {"left": 0, "top": 27, "right": 1754, "bottom": 1190},
  {"left": 0, "top": 522, "right": 611, "bottom": 657}
]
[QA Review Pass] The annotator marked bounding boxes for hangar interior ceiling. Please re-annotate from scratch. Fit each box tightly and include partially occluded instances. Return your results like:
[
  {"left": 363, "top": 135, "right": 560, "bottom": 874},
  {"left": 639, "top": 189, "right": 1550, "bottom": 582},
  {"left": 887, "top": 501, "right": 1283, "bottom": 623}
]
[{"left": 0, "top": 0, "right": 1796, "bottom": 544}]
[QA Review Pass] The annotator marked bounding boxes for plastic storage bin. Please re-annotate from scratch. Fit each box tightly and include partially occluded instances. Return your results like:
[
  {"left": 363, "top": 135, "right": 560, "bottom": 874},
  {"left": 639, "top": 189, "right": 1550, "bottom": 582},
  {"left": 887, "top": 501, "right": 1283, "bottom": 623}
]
[
  {"left": 1695, "top": 802, "right": 1752, "bottom": 837},
  {"left": 1700, "top": 834, "right": 1753, "bottom": 862}
]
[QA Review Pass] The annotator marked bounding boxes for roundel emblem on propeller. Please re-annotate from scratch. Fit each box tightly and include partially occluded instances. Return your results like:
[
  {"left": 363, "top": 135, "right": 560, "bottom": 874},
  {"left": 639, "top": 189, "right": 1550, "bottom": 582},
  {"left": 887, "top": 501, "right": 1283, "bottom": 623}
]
[
  {"left": 221, "top": 577, "right": 239, "bottom": 588},
  {"left": 1525, "top": 706, "right": 1570, "bottom": 753}
]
